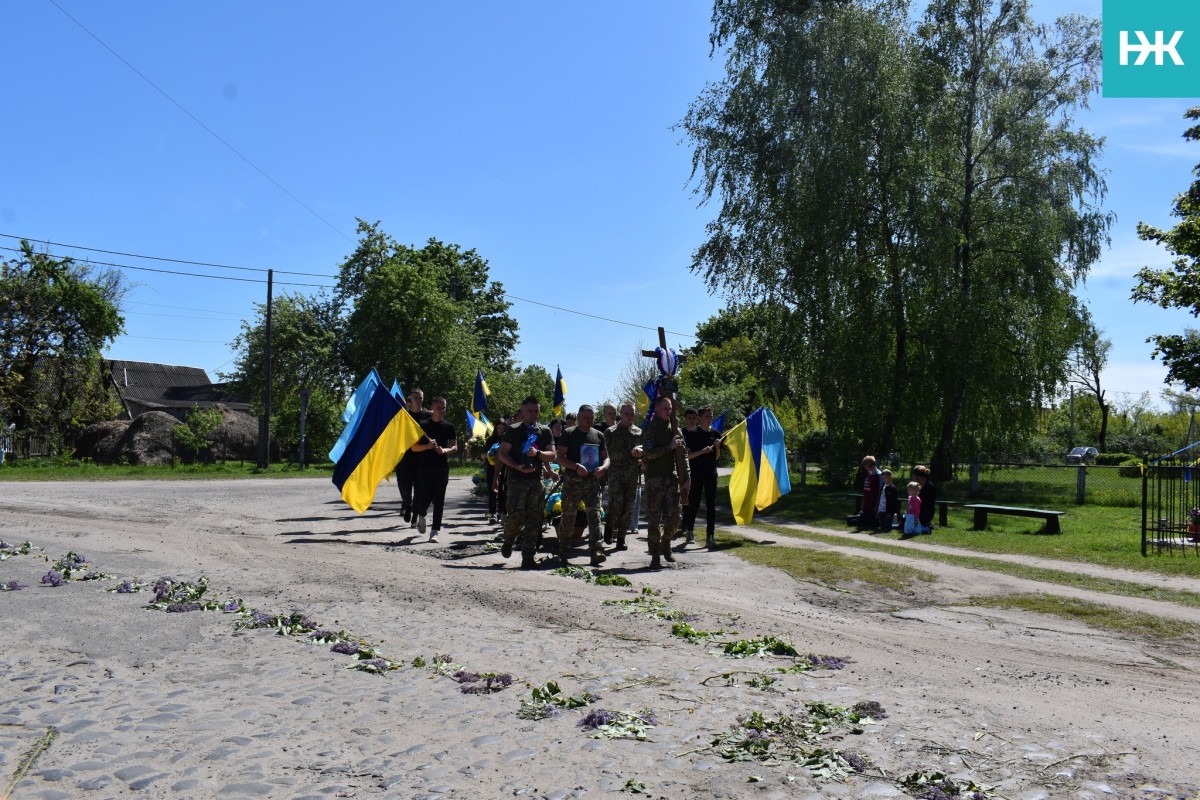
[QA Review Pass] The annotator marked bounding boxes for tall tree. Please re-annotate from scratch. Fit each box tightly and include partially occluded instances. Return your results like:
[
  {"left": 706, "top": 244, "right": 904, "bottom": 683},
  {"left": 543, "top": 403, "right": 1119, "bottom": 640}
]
[
  {"left": 683, "top": 0, "right": 1110, "bottom": 475},
  {"left": 1133, "top": 107, "right": 1200, "bottom": 390},
  {"left": 0, "top": 241, "right": 125, "bottom": 448},
  {"left": 338, "top": 219, "right": 519, "bottom": 374}
]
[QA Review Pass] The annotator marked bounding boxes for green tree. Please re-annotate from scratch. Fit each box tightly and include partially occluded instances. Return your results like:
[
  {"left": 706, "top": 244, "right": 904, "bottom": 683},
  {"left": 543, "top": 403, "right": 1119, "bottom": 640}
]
[
  {"left": 224, "top": 292, "right": 346, "bottom": 461},
  {"left": 0, "top": 241, "right": 125, "bottom": 448},
  {"left": 682, "top": 0, "right": 1110, "bottom": 476},
  {"left": 338, "top": 220, "right": 519, "bottom": 374},
  {"left": 1133, "top": 107, "right": 1200, "bottom": 390}
]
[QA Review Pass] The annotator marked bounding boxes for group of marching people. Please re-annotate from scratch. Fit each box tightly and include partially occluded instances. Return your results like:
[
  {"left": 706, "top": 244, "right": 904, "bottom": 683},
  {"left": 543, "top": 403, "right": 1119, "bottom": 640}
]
[{"left": 395, "top": 387, "right": 722, "bottom": 571}]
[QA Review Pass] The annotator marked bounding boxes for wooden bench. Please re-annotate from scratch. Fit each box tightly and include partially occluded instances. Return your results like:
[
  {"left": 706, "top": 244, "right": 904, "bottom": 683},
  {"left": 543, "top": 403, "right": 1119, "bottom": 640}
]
[
  {"left": 964, "top": 504, "right": 1064, "bottom": 534},
  {"left": 934, "top": 499, "right": 961, "bottom": 527}
]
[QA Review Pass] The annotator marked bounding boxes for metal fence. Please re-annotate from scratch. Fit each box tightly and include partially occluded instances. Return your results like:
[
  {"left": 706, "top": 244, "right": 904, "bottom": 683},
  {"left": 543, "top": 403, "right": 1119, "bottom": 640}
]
[
  {"left": 1141, "top": 455, "right": 1200, "bottom": 557},
  {"left": 792, "top": 454, "right": 1140, "bottom": 508}
]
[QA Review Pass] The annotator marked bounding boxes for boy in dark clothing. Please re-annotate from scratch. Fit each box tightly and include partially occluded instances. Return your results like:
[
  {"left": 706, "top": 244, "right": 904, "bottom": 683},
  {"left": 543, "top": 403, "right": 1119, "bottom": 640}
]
[
  {"left": 878, "top": 468, "right": 899, "bottom": 531},
  {"left": 857, "top": 455, "right": 881, "bottom": 530},
  {"left": 682, "top": 406, "right": 722, "bottom": 549},
  {"left": 412, "top": 396, "right": 457, "bottom": 542}
]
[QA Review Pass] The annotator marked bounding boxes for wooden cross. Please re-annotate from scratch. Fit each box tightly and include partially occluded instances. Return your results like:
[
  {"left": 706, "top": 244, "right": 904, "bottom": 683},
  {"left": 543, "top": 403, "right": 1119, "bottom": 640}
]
[{"left": 642, "top": 327, "right": 689, "bottom": 503}]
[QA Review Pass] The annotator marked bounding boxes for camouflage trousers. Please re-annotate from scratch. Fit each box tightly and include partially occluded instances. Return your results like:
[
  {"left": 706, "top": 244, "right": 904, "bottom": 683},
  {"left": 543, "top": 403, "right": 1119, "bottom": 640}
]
[
  {"left": 558, "top": 475, "right": 603, "bottom": 553},
  {"left": 504, "top": 478, "right": 544, "bottom": 557},
  {"left": 643, "top": 475, "right": 681, "bottom": 555},
  {"left": 607, "top": 473, "right": 639, "bottom": 536}
]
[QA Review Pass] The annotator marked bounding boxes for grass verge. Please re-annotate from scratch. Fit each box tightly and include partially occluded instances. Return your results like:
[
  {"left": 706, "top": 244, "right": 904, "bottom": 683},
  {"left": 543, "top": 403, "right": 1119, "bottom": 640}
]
[
  {"left": 967, "top": 593, "right": 1200, "bottom": 640},
  {"left": 747, "top": 523, "right": 1200, "bottom": 610},
  {"left": 0, "top": 459, "right": 482, "bottom": 481},
  {"left": 720, "top": 533, "right": 937, "bottom": 594}
]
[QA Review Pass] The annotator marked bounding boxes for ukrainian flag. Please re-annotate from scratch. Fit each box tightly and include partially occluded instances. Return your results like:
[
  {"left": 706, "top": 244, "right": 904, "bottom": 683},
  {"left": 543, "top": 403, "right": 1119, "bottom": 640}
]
[
  {"left": 724, "top": 406, "right": 792, "bottom": 525},
  {"left": 553, "top": 366, "right": 567, "bottom": 417},
  {"left": 468, "top": 369, "right": 493, "bottom": 437},
  {"left": 332, "top": 388, "right": 424, "bottom": 513},
  {"left": 637, "top": 378, "right": 656, "bottom": 426},
  {"left": 330, "top": 370, "right": 384, "bottom": 464}
]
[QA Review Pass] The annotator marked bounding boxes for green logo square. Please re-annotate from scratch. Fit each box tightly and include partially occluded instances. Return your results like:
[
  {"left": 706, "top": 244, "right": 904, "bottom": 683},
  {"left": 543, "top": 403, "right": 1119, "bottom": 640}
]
[{"left": 1103, "top": 0, "right": 1200, "bottom": 97}]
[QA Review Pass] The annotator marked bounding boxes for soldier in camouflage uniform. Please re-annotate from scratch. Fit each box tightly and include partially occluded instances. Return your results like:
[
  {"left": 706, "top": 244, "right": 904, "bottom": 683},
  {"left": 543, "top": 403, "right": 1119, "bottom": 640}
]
[
  {"left": 603, "top": 402, "right": 643, "bottom": 552},
  {"left": 497, "top": 396, "right": 557, "bottom": 569},
  {"left": 556, "top": 405, "right": 610, "bottom": 567},
  {"left": 641, "top": 395, "right": 690, "bottom": 569}
]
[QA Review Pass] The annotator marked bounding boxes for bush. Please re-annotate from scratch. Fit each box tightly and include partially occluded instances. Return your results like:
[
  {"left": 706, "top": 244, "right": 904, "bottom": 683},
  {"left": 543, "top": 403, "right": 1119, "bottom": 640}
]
[
  {"left": 1118, "top": 458, "right": 1143, "bottom": 479},
  {"left": 1096, "top": 452, "right": 1136, "bottom": 466}
]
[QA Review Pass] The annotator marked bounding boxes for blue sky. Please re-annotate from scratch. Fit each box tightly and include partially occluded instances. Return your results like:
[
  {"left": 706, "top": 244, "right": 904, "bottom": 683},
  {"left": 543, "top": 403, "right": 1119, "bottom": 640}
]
[{"left": 2, "top": 1, "right": 1197, "bottom": 414}]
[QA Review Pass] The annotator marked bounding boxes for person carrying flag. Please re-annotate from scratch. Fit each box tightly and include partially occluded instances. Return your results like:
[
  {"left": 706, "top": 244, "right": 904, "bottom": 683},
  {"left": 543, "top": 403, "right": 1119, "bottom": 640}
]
[
  {"left": 411, "top": 396, "right": 457, "bottom": 542},
  {"left": 682, "top": 405, "right": 723, "bottom": 549},
  {"left": 396, "top": 389, "right": 431, "bottom": 523},
  {"left": 497, "top": 396, "right": 557, "bottom": 569}
]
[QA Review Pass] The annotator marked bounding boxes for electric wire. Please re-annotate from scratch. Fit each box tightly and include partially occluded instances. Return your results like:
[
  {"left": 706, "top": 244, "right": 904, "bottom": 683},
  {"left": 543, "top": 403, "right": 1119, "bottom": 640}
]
[{"left": 42, "top": 0, "right": 352, "bottom": 243}]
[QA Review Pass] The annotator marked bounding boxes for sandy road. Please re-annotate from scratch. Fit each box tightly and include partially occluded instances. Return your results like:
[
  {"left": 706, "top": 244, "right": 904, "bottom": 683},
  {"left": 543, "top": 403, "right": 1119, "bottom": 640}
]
[{"left": 0, "top": 476, "right": 1197, "bottom": 799}]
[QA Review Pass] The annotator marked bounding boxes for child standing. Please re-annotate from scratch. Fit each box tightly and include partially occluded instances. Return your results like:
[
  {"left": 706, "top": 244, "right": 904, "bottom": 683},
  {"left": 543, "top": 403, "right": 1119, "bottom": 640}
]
[
  {"left": 858, "top": 456, "right": 881, "bottom": 529},
  {"left": 878, "top": 469, "right": 899, "bottom": 531},
  {"left": 903, "top": 481, "right": 923, "bottom": 536}
]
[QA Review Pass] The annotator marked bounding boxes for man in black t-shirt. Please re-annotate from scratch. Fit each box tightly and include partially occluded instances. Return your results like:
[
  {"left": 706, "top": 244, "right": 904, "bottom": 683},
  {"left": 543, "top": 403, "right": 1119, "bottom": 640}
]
[
  {"left": 497, "top": 396, "right": 557, "bottom": 568},
  {"left": 411, "top": 396, "right": 457, "bottom": 542},
  {"left": 396, "top": 390, "right": 432, "bottom": 524},
  {"left": 682, "top": 406, "right": 722, "bottom": 549},
  {"left": 556, "top": 404, "right": 610, "bottom": 567}
]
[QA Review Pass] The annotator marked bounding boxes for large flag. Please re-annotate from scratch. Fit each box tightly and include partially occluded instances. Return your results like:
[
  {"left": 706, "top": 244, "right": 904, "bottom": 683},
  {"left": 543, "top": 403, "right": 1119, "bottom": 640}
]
[
  {"left": 341, "top": 369, "right": 382, "bottom": 424},
  {"left": 724, "top": 406, "right": 792, "bottom": 525},
  {"left": 553, "top": 366, "right": 567, "bottom": 417},
  {"left": 332, "top": 389, "right": 424, "bottom": 513},
  {"left": 468, "top": 369, "right": 493, "bottom": 437},
  {"left": 389, "top": 380, "right": 405, "bottom": 401},
  {"left": 329, "top": 371, "right": 385, "bottom": 464},
  {"left": 711, "top": 411, "right": 728, "bottom": 434}
]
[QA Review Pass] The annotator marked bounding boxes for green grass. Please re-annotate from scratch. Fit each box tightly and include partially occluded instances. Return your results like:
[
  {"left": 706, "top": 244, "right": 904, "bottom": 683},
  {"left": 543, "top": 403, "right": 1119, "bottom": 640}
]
[
  {"left": 967, "top": 593, "right": 1200, "bottom": 640},
  {"left": 742, "top": 479, "right": 1200, "bottom": 579},
  {"left": 748, "top": 521, "right": 1200, "bottom": 609},
  {"left": 0, "top": 458, "right": 483, "bottom": 481},
  {"left": 719, "top": 533, "right": 937, "bottom": 594}
]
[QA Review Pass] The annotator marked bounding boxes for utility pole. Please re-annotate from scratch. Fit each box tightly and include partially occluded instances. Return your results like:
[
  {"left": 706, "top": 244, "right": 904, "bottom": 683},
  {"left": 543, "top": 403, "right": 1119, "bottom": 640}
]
[{"left": 257, "top": 269, "right": 273, "bottom": 468}]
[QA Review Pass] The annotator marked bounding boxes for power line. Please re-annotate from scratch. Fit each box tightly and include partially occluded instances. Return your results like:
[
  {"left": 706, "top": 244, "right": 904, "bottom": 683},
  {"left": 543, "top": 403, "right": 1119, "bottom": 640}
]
[
  {"left": 0, "top": 233, "right": 337, "bottom": 278},
  {"left": 43, "top": 0, "right": 352, "bottom": 243},
  {"left": 0, "top": 246, "right": 333, "bottom": 289},
  {"left": 3, "top": 240, "right": 696, "bottom": 339},
  {"left": 129, "top": 300, "right": 243, "bottom": 316}
]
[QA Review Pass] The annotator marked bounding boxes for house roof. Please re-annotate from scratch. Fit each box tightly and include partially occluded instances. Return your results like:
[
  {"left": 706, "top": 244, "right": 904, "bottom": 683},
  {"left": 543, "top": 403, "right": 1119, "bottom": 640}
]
[{"left": 105, "top": 359, "right": 251, "bottom": 412}]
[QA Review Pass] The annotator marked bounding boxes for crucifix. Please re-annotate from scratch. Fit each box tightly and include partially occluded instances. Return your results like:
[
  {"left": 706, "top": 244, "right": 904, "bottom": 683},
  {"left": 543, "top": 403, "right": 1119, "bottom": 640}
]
[{"left": 642, "top": 326, "right": 690, "bottom": 504}]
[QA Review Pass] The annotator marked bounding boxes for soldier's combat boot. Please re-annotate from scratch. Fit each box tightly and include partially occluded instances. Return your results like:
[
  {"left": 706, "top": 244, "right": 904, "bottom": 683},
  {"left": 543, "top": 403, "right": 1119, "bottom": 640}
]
[
  {"left": 501, "top": 537, "right": 514, "bottom": 559},
  {"left": 590, "top": 549, "right": 607, "bottom": 567},
  {"left": 615, "top": 534, "right": 627, "bottom": 551},
  {"left": 661, "top": 537, "right": 676, "bottom": 563},
  {"left": 603, "top": 521, "right": 613, "bottom": 546},
  {"left": 520, "top": 553, "right": 536, "bottom": 569},
  {"left": 649, "top": 554, "right": 661, "bottom": 570}
]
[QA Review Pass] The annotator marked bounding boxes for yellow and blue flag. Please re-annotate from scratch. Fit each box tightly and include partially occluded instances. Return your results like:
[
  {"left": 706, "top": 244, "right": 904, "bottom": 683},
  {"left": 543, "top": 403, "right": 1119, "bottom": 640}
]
[
  {"left": 332, "top": 388, "right": 424, "bottom": 513},
  {"left": 637, "top": 378, "right": 657, "bottom": 426},
  {"left": 724, "top": 406, "right": 791, "bottom": 525},
  {"left": 330, "top": 370, "right": 385, "bottom": 464},
  {"left": 711, "top": 411, "right": 728, "bottom": 434},
  {"left": 467, "top": 369, "right": 493, "bottom": 437},
  {"left": 553, "top": 366, "right": 567, "bottom": 417}
]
